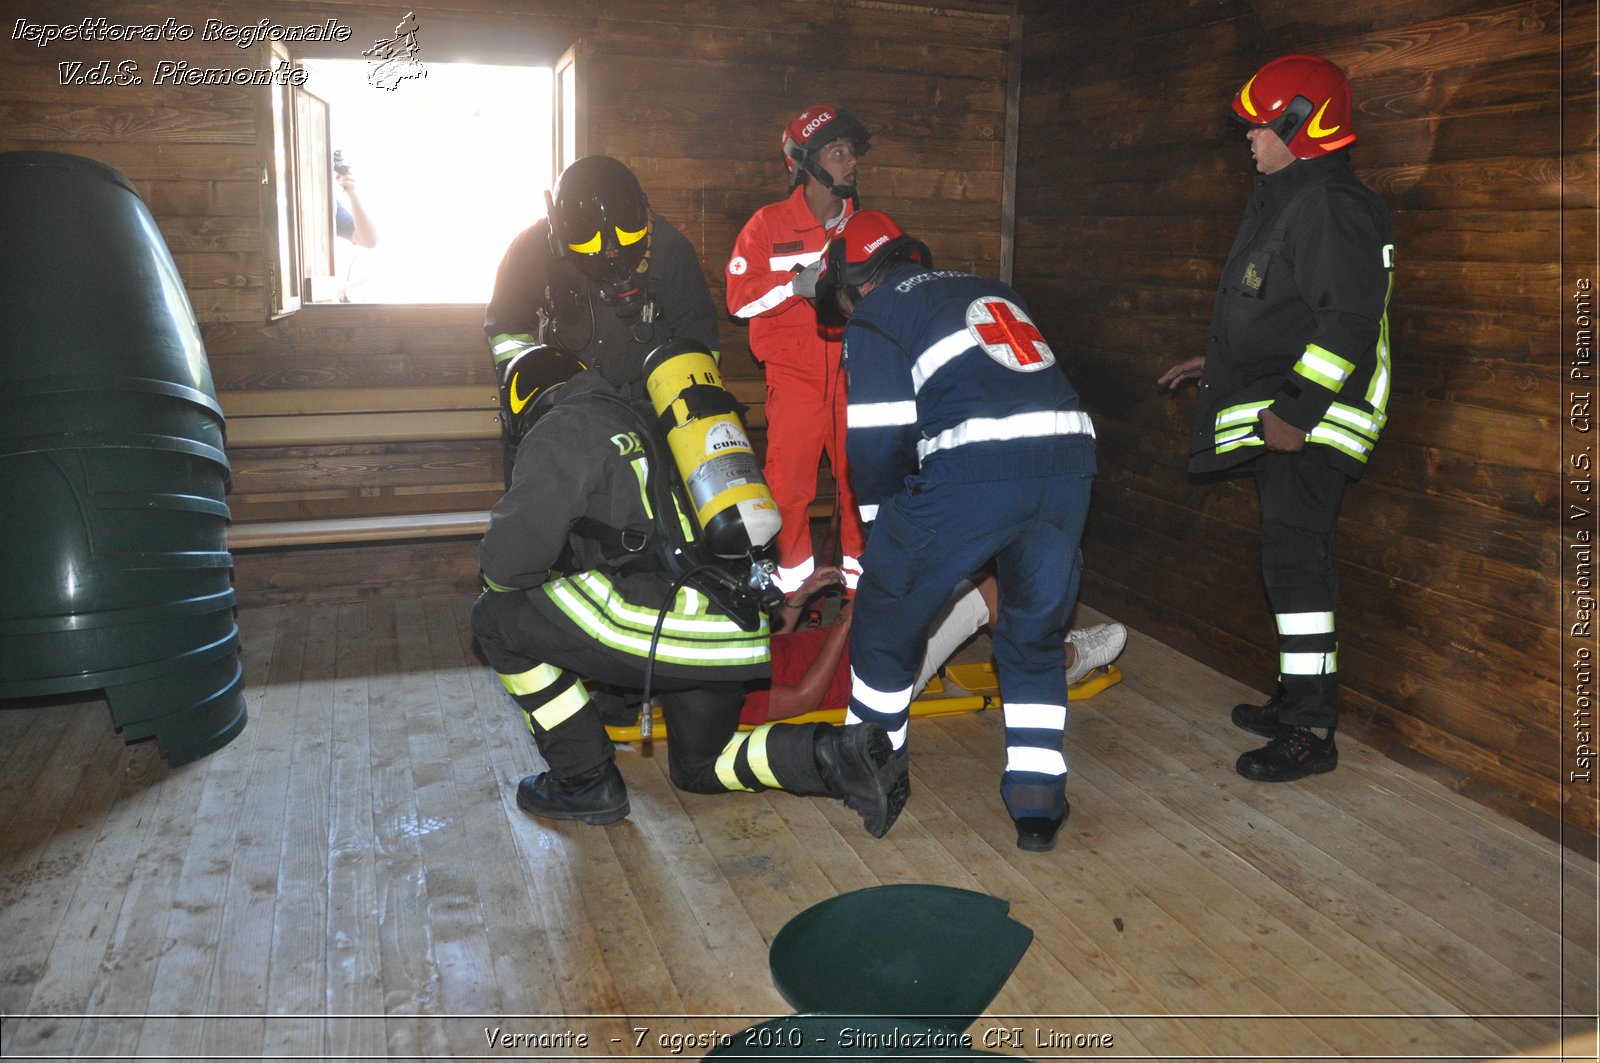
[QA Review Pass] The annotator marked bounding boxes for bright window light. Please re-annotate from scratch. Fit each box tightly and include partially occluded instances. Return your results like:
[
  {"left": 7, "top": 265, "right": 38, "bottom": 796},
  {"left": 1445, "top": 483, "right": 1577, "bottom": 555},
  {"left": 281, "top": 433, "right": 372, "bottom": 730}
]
[{"left": 298, "top": 58, "right": 553, "bottom": 304}]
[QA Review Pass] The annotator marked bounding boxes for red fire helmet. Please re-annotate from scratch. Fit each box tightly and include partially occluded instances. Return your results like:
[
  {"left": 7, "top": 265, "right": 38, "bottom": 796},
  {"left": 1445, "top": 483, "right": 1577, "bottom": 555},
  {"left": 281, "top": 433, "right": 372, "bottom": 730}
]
[{"left": 1232, "top": 54, "right": 1357, "bottom": 159}]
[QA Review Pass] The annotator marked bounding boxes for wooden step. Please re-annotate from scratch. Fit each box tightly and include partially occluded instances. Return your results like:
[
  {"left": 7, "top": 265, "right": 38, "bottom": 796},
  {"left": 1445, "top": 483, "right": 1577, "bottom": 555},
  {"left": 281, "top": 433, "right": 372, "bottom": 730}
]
[{"left": 228, "top": 510, "right": 490, "bottom": 550}]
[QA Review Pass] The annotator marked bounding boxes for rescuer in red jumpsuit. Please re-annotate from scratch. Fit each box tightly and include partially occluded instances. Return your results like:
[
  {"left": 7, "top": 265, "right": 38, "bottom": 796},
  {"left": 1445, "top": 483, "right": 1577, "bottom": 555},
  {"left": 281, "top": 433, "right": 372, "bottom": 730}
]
[{"left": 725, "top": 104, "right": 871, "bottom": 595}]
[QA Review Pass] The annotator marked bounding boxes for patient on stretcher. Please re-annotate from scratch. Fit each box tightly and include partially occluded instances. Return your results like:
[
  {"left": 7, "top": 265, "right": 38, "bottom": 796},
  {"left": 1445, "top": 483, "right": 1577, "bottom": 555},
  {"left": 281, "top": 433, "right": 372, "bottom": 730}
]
[{"left": 741, "top": 567, "right": 1127, "bottom": 725}]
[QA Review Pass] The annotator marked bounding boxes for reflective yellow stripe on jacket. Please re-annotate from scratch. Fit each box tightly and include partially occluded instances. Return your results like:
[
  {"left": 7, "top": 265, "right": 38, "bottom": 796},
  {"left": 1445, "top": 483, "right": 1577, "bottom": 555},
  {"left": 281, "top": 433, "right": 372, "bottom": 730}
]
[{"left": 543, "top": 570, "right": 770, "bottom": 668}]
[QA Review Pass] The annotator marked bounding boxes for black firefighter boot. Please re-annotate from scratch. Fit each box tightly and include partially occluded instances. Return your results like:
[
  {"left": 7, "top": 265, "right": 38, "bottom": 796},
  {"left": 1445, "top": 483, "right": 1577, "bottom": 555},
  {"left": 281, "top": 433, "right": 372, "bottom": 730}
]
[
  {"left": 1231, "top": 687, "right": 1287, "bottom": 738},
  {"left": 509, "top": 685, "right": 630, "bottom": 825},
  {"left": 813, "top": 723, "right": 910, "bottom": 838},
  {"left": 517, "top": 760, "right": 630, "bottom": 825}
]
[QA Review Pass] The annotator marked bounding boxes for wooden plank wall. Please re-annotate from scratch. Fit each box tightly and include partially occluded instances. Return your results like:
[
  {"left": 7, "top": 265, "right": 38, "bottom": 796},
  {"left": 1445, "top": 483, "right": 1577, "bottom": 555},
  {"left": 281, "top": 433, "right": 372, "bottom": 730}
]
[
  {"left": 6, "top": 0, "right": 1594, "bottom": 840},
  {"left": 0, "top": 0, "right": 1016, "bottom": 594},
  {"left": 1011, "top": 0, "right": 1597, "bottom": 839}
]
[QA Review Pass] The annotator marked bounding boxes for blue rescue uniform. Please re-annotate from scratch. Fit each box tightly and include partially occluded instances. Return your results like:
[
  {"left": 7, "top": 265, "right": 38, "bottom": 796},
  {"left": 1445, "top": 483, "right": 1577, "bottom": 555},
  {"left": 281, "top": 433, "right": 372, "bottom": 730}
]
[{"left": 841, "top": 263, "right": 1096, "bottom": 820}]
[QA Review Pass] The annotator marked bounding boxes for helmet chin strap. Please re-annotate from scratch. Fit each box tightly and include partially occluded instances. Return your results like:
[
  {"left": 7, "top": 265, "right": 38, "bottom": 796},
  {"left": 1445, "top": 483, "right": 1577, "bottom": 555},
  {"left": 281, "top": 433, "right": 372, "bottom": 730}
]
[{"left": 803, "top": 158, "right": 858, "bottom": 206}]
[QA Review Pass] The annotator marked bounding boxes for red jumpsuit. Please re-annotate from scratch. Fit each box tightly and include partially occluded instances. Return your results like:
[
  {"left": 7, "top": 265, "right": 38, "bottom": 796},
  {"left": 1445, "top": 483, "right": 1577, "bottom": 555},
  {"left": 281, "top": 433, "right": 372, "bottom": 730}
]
[{"left": 725, "top": 186, "right": 864, "bottom": 593}]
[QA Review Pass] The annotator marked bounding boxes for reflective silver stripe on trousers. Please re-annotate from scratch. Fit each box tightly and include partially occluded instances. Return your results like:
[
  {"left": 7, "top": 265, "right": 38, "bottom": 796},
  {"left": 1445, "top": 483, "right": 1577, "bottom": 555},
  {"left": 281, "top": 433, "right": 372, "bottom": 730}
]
[
  {"left": 1005, "top": 746, "right": 1067, "bottom": 776},
  {"left": 1275, "top": 611, "right": 1335, "bottom": 636},
  {"left": 1280, "top": 651, "right": 1337, "bottom": 676}
]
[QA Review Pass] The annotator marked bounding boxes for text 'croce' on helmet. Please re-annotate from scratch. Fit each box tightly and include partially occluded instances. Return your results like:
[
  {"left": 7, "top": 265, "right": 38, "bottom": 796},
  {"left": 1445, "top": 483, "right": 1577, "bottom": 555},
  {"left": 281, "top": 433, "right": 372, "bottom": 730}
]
[
  {"left": 497, "top": 343, "right": 588, "bottom": 443},
  {"left": 812, "top": 209, "right": 932, "bottom": 326},
  {"left": 782, "top": 103, "right": 871, "bottom": 196},
  {"left": 545, "top": 155, "right": 651, "bottom": 287},
  {"left": 1232, "top": 54, "right": 1357, "bottom": 159}
]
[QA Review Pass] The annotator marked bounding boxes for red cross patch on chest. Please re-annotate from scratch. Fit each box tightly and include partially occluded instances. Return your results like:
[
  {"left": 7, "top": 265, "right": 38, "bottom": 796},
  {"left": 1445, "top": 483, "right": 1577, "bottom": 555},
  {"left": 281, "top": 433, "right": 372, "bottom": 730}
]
[{"left": 966, "top": 297, "right": 1055, "bottom": 371}]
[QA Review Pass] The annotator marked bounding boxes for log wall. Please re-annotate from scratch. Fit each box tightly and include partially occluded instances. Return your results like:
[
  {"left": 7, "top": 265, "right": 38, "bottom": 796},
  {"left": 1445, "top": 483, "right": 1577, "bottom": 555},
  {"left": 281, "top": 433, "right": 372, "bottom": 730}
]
[
  {"left": 3, "top": 0, "right": 1594, "bottom": 838},
  {"left": 0, "top": 0, "right": 1017, "bottom": 599}
]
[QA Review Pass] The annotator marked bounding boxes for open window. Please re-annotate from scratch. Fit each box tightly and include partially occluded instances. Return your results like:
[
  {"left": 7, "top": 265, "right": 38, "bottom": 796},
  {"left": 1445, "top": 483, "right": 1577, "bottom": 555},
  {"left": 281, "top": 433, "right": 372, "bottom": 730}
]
[{"left": 259, "top": 39, "right": 584, "bottom": 313}]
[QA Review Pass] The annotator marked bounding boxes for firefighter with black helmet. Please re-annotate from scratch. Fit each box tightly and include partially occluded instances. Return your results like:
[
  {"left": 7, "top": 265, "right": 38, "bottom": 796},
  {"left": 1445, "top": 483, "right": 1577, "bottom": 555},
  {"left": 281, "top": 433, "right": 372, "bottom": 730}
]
[
  {"left": 726, "top": 105, "right": 873, "bottom": 597},
  {"left": 472, "top": 335, "right": 906, "bottom": 837},
  {"left": 1159, "top": 54, "right": 1396, "bottom": 783},
  {"left": 486, "top": 155, "right": 722, "bottom": 476},
  {"left": 812, "top": 210, "right": 1098, "bottom": 852}
]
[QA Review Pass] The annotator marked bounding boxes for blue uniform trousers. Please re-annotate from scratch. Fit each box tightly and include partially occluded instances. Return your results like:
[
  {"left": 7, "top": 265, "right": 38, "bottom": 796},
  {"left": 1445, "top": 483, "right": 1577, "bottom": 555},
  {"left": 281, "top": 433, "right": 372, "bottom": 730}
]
[{"left": 847, "top": 471, "right": 1092, "bottom": 819}]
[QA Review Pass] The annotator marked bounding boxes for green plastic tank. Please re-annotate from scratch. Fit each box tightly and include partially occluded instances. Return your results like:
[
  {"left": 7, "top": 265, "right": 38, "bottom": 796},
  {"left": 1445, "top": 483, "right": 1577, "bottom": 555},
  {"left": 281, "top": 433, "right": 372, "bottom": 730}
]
[{"left": 0, "top": 151, "right": 246, "bottom": 765}]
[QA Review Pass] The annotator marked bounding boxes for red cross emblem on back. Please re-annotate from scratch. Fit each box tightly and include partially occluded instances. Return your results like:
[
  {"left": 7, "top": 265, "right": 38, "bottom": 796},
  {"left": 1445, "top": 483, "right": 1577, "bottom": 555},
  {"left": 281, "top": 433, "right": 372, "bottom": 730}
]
[{"left": 966, "top": 297, "right": 1055, "bottom": 372}]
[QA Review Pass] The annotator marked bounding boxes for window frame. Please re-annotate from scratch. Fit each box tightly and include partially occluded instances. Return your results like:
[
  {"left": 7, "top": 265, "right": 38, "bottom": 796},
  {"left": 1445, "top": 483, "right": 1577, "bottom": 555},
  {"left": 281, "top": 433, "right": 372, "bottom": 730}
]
[
  {"left": 256, "top": 37, "right": 586, "bottom": 320},
  {"left": 257, "top": 39, "right": 301, "bottom": 319}
]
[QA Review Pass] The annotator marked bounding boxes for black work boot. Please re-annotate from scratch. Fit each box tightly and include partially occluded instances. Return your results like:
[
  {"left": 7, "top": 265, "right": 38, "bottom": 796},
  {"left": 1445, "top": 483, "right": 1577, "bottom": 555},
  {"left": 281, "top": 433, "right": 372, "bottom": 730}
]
[
  {"left": 1231, "top": 691, "right": 1286, "bottom": 738},
  {"left": 1236, "top": 726, "right": 1338, "bottom": 782},
  {"left": 516, "top": 760, "right": 630, "bottom": 824},
  {"left": 814, "top": 724, "right": 909, "bottom": 838},
  {"left": 1015, "top": 798, "right": 1070, "bottom": 853}
]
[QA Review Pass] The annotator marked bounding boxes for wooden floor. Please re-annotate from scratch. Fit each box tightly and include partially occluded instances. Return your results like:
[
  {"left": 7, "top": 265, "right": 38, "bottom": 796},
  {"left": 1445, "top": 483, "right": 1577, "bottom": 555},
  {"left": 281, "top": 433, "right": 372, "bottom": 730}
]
[{"left": 0, "top": 593, "right": 1595, "bottom": 1062}]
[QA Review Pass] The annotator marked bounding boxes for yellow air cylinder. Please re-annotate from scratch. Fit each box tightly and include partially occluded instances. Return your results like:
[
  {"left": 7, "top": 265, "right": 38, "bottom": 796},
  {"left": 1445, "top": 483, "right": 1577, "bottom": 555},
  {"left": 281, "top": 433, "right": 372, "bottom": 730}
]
[{"left": 642, "top": 341, "right": 781, "bottom": 558}]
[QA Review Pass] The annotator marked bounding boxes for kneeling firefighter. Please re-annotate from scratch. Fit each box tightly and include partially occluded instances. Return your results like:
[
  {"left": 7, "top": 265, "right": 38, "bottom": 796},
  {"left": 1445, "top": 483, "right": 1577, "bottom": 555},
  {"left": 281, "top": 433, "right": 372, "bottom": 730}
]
[{"left": 471, "top": 340, "right": 906, "bottom": 837}]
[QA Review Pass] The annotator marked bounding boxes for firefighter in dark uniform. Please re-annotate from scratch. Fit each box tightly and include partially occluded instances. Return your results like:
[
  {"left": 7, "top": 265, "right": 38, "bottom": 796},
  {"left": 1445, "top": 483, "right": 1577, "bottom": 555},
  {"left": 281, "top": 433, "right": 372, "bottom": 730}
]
[
  {"left": 485, "top": 154, "right": 721, "bottom": 479},
  {"left": 484, "top": 155, "right": 719, "bottom": 727},
  {"left": 813, "top": 210, "right": 1097, "bottom": 852},
  {"left": 1159, "top": 54, "right": 1396, "bottom": 782},
  {"left": 473, "top": 161, "right": 904, "bottom": 835}
]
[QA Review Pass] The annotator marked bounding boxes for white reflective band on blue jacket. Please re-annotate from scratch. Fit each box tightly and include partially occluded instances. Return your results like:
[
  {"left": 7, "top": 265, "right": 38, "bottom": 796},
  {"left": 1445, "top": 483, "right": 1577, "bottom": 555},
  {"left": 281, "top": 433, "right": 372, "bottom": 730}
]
[
  {"left": 848, "top": 400, "right": 920, "bottom": 429},
  {"left": 916, "top": 410, "right": 1094, "bottom": 462},
  {"left": 910, "top": 329, "right": 975, "bottom": 393}
]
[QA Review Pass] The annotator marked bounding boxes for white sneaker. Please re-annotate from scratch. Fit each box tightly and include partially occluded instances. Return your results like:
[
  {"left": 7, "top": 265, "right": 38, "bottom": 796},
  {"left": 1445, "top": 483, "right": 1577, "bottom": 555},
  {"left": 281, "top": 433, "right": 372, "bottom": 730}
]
[{"left": 1064, "top": 622, "right": 1127, "bottom": 685}]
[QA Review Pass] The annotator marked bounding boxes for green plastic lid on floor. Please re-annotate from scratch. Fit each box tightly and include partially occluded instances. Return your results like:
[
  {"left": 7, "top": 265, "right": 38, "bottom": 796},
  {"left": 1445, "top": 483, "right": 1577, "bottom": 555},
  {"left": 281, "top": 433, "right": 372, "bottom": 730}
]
[
  {"left": 703, "top": 1014, "right": 1010, "bottom": 1059},
  {"left": 768, "top": 884, "right": 1034, "bottom": 1035}
]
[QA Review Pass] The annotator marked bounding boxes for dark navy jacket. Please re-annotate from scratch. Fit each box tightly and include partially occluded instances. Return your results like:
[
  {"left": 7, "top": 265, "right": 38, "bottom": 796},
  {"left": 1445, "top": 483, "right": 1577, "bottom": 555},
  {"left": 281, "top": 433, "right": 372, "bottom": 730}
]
[{"left": 841, "top": 263, "right": 1096, "bottom": 525}]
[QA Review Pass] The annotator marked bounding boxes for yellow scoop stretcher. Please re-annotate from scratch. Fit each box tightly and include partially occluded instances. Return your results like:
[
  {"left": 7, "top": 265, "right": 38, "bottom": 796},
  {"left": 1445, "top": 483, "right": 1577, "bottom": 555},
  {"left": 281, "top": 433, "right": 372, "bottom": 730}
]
[{"left": 604, "top": 662, "right": 1122, "bottom": 743}]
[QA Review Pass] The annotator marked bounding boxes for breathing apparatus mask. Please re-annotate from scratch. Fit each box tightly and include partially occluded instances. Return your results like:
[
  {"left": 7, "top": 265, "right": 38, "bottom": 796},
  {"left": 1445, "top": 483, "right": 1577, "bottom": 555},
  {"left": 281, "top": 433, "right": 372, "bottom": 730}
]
[{"left": 544, "top": 155, "right": 660, "bottom": 338}]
